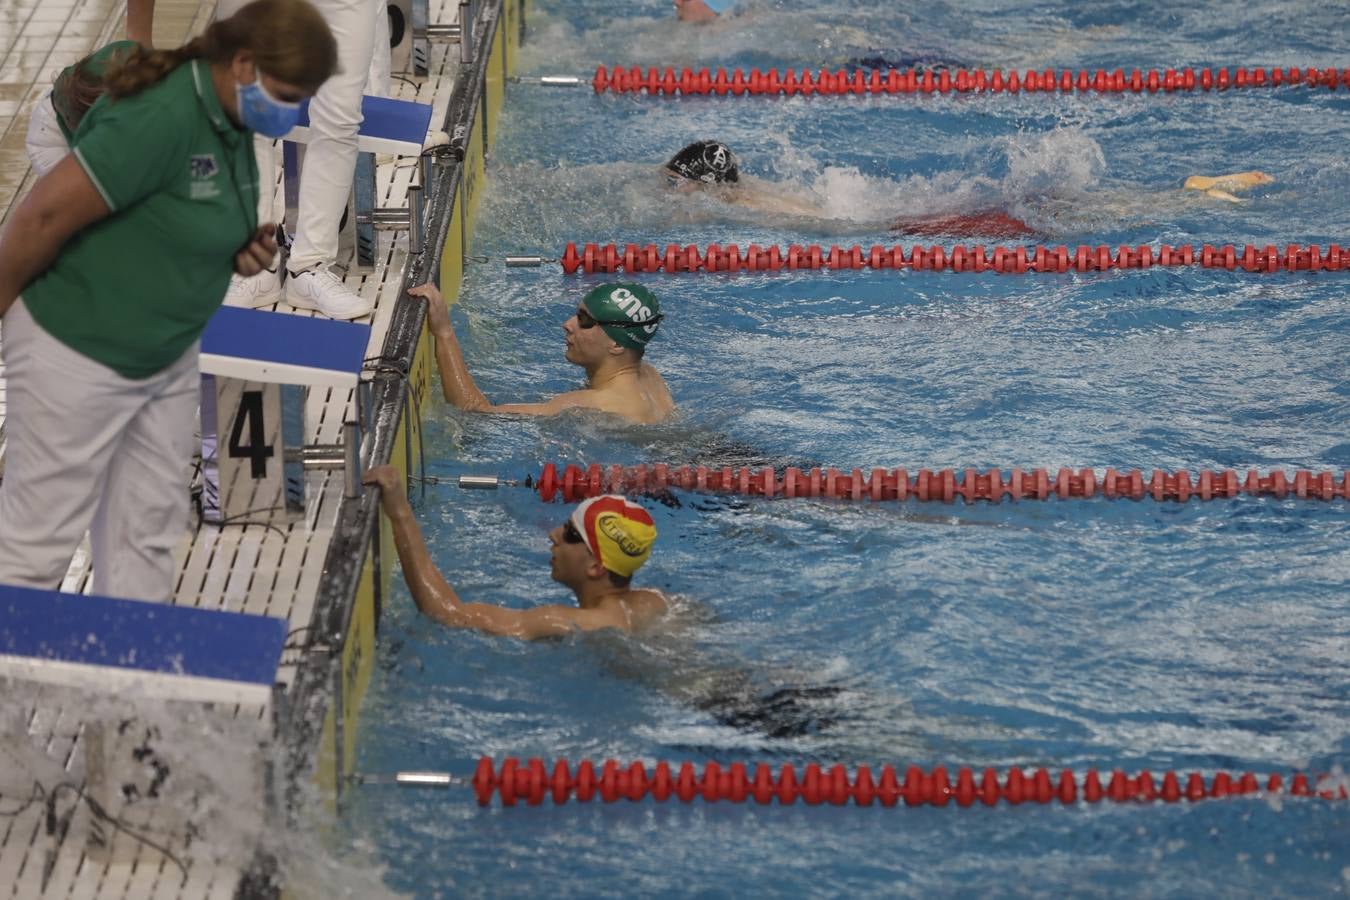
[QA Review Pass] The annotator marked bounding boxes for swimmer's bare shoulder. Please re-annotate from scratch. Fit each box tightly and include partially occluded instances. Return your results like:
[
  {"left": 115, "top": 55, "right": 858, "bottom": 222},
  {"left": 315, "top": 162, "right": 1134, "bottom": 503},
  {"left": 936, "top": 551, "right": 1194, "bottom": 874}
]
[
  {"left": 640, "top": 364, "right": 676, "bottom": 417},
  {"left": 577, "top": 365, "right": 674, "bottom": 424},
  {"left": 729, "top": 177, "right": 821, "bottom": 219},
  {"left": 623, "top": 587, "right": 669, "bottom": 632}
]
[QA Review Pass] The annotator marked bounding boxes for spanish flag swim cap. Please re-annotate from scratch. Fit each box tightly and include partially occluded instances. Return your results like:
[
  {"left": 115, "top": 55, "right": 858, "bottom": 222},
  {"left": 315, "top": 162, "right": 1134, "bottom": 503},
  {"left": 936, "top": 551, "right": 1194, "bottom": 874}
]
[
  {"left": 580, "top": 283, "right": 662, "bottom": 351},
  {"left": 569, "top": 495, "right": 657, "bottom": 578}
]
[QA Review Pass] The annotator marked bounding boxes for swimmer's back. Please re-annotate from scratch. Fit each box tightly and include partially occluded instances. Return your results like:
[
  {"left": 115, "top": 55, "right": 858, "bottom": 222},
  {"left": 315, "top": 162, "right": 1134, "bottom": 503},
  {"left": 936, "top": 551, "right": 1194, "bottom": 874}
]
[
  {"left": 571, "top": 362, "right": 675, "bottom": 424},
  {"left": 891, "top": 209, "right": 1037, "bottom": 239},
  {"left": 625, "top": 587, "right": 669, "bottom": 632},
  {"left": 587, "top": 588, "right": 667, "bottom": 635},
  {"left": 637, "top": 363, "right": 676, "bottom": 423}
]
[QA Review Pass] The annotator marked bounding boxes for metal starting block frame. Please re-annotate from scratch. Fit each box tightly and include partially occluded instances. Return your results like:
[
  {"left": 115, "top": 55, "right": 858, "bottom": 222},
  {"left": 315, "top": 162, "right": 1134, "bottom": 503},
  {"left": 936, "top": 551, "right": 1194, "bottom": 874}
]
[
  {"left": 401, "top": 0, "right": 483, "bottom": 76},
  {"left": 198, "top": 307, "right": 370, "bottom": 526},
  {"left": 0, "top": 585, "right": 288, "bottom": 868},
  {"left": 281, "top": 94, "right": 434, "bottom": 271},
  {"left": 388, "top": 0, "right": 477, "bottom": 76}
]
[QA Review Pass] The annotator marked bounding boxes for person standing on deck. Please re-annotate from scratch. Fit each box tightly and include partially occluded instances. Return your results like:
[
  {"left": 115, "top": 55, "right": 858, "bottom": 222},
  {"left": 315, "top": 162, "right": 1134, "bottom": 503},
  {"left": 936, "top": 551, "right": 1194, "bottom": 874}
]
[
  {"left": 129, "top": 0, "right": 391, "bottom": 320},
  {"left": 411, "top": 281, "right": 676, "bottom": 425},
  {"left": 220, "top": 0, "right": 392, "bottom": 319},
  {"left": 0, "top": 0, "right": 337, "bottom": 601},
  {"left": 365, "top": 466, "right": 668, "bottom": 639}
]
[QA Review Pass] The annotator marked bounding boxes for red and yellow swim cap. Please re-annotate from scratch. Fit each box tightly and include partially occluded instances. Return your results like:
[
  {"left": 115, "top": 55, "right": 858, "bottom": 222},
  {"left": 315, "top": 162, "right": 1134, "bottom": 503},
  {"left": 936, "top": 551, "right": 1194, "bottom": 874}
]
[{"left": 569, "top": 495, "right": 657, "bottom": 578}]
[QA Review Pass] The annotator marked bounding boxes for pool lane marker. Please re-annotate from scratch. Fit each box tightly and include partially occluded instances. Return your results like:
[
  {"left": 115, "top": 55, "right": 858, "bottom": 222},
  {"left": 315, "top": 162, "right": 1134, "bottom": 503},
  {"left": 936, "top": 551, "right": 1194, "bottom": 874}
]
[
  {"left": 528, "top": 464, "right": 1350, "bottom": 504},
  {"left": 346, "top": 759, "right": 1350, "bottom": 808},
  {"left": 545, "top": 242, "right": 1350, "bottom": 275},
  {"left": 588, "top": 65, "right": 1350, "bottom": 97}
]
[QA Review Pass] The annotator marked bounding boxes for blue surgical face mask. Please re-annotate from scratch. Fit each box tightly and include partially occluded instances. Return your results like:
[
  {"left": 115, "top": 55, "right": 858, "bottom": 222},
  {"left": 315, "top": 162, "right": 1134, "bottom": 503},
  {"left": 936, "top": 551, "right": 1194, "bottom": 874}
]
[{"left": 235, "top": 71, "right": 302, "bottom": 138}]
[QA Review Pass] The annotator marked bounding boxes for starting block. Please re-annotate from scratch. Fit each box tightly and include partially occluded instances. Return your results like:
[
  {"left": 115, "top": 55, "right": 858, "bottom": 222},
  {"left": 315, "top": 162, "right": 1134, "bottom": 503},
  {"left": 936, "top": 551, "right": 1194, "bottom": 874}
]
[
  {"left": 0, "top": 584, "right": 287, "bottom": 867},
  {"left": 282, "top": 94, "right": 434, "bottom": 270},
  {"left": 199, "top": 307, "right": 370, "bottom": 525}
]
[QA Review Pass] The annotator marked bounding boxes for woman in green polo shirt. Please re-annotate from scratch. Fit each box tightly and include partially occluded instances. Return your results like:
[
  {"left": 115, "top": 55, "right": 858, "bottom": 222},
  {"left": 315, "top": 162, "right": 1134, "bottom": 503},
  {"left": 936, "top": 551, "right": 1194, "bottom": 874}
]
[{"left": 0, "top": 0, "right": 336, "bottom": 602}]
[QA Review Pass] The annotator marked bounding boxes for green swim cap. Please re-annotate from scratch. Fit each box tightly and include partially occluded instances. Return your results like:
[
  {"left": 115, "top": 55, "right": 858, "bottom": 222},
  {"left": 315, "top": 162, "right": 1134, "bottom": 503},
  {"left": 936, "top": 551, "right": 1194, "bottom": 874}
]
[{"left": 580, "top": 283, "right": 663, "bottom": 351}]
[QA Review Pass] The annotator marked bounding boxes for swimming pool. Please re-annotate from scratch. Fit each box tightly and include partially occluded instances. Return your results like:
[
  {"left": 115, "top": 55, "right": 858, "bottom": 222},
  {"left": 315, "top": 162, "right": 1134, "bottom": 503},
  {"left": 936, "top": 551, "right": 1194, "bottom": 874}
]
[{"left": 347, "top": 0, "right": 1350, "bottom": 895}]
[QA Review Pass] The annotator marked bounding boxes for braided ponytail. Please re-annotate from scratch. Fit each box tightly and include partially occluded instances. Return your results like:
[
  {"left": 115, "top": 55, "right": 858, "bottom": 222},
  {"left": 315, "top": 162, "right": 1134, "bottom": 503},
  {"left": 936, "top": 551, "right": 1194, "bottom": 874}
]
[{"left": 103, "top": 39, "right": 204, "bottom": 99}]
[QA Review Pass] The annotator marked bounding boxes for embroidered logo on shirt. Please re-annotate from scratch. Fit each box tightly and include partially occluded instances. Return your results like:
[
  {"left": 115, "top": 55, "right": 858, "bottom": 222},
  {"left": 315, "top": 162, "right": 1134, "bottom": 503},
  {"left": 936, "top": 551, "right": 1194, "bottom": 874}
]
[{"left": 189, "top": 153, "right": 221, "bottom": 200}]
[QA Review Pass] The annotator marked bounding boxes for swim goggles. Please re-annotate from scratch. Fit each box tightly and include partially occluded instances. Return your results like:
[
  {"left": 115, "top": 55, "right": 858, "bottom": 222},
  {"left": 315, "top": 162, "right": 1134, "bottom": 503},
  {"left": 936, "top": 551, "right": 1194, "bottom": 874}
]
[{"left": 575, "top": 307, "right": 665, "bottom": 330}]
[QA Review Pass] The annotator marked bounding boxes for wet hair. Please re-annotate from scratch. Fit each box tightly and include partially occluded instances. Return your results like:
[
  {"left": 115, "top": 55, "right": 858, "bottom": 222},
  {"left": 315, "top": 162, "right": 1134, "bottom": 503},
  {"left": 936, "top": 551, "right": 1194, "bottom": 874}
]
[
  {"left": 665, "top": 140, "right": 739, "bottom": 184},
  {"left": 105, "top": 0, "right": 337, "bottom": 100}
]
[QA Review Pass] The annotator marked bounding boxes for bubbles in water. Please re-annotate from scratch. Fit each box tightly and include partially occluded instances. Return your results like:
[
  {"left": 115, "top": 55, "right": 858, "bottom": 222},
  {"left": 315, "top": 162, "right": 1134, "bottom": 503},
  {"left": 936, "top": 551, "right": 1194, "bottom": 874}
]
[{"left": 998, "top": 128, "right": 1107, "bottom": 201}]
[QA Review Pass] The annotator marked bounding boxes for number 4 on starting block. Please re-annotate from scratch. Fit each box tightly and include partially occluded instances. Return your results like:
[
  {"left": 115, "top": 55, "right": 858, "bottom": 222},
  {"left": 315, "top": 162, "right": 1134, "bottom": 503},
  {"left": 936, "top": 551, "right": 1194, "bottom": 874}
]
[{"left": 199, "top": 307, "right": 371, "bottom": 525}]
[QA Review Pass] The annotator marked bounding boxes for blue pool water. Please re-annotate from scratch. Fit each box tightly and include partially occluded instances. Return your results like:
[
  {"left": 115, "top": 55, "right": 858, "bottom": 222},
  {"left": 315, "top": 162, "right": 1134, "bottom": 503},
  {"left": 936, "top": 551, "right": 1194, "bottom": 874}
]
[{"left": 346, "top": 0, "right": 1350, "bottom": 895}]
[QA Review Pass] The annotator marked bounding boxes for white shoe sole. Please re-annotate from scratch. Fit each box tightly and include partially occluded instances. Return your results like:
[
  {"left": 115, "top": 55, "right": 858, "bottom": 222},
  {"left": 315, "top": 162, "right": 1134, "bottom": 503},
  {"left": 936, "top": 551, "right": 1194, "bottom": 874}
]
[
  {"left": 284, "top": 290, "right": 375, "bottom": 320},
  {"left": 225, "top": 285, "right": 284, "bottom": 309}
]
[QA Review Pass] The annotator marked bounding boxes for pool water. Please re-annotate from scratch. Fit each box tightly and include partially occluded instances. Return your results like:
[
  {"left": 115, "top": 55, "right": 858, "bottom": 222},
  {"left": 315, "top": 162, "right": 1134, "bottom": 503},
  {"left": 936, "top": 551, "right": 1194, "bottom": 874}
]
[{"left": 345, "top": 0, "right": 1350, "bottom": 895}]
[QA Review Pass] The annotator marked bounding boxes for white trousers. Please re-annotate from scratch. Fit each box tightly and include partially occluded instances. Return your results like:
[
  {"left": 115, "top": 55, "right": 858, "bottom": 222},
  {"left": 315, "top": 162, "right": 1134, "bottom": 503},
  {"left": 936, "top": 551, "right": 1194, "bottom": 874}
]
[
  {"left": 214, "top": 0, "right": 389, "bottom": 235},
  {"left": 0, "top": 301, "right": 198, "bottom": 601},
  {"left": 287, "top": 0, "right": 387, "bottom": 271},
  {"left": 214, "top": 0, "right": 389, "bottom": 269},
  {"left": 24, "top": 92, "right": 69, "bottom": 177}
]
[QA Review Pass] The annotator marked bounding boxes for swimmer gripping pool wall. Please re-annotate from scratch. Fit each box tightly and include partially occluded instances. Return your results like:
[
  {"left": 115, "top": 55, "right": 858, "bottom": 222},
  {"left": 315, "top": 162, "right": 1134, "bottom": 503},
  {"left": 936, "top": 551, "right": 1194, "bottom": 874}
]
[
  {"left": 364, "top": 464, "right": 667, "bottom": 640},
  {"left": 660, "top": 139, "right": 1276, "bottom": 235},
  {"left": 412, "top": 281, "right": 674, "bottom": 424}
]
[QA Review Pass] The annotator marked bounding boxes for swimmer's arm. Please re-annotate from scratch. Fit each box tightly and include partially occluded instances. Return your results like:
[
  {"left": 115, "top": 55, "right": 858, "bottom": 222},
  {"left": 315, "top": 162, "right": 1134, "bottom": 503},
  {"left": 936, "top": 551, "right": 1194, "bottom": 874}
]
[
  {"left": 430, "top": 603, "right": 622, "bottom": 640},
  {"left": 412, "top": 283, "right": 495, "bottom": 410},
  {"left": 364, "top": 465, "right": 617, "bottom": 639},
  {"left": 126, "top": 0, "right": 155, "bottom": 44},
  {"left": 412, "top": 282, "right": 582, "bottom": 416},
  {"left": 730, "top": 184, "right": 819, "bottom": 218},
  {"left": 365, "top": 465, "right": 469, "bottom": 626},
  {"left": 1182, "top": 171, "right": 1274, "bottom": 203},
  {"left": 0, "top": 155, "right": 111, "bottom": 318},
  {"left": 487, "top": 390, "right": 601, "bottom": 417}
]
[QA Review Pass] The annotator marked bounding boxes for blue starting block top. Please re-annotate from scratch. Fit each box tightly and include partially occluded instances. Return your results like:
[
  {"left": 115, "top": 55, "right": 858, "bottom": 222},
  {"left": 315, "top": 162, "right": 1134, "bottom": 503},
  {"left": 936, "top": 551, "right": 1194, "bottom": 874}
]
[
  {"left": 201, "top": 306, "right": 370, "bottom": 388},
  {"left": 0, "top": 585, "right": 287, "bottom": 706},
  {"left": 284, "top": 94, "right": 435, "bottom": 156}
]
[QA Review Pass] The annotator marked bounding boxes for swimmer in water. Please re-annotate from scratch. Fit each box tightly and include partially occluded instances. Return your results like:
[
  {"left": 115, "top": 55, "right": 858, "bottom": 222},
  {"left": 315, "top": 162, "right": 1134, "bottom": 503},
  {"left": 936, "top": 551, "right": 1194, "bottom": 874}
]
[
  {"left": 662, "top": 139, "right": 1275, "bottom": 237},
  {"left": 414, "top": 280, "right": 675, "bottom": 425},
  {"left": 673, "top": 0, "right": 736, "bottom": 24},
  {"left": 366, "top": 465, "right": 669, "bottom": 639},
  {"left": 1180, "top": 171, "right": 1275, "bottom": 202},
  {"left": 368, "top": 460, "right": 912, "bottom": 746}
]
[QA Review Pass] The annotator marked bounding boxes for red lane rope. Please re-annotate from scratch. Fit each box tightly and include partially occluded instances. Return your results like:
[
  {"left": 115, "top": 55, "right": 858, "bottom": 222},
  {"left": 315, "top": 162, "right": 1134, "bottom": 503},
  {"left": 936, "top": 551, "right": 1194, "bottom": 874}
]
[
  {"left": 592, "top": 65, "right": 1350, "bottom": 97},
  {"left": 560, "top": 242, "right": 1350, "bottom": 275},
  {"left": 473, "top": 757, "right": 1349, "bottom": 808},
  {"left": 536, "top": 463, "right": 1350, "bottom": 505}
]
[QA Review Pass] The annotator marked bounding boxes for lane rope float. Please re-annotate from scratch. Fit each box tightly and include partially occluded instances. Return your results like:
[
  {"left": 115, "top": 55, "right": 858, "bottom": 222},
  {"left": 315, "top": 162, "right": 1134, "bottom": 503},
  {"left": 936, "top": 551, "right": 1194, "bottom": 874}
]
[
  {"left": 546, "top": 242, "right": 1350, "bottom": 276},
  {"left": 347, "top": 758, "right": 1350, "bottom": 808},
  {"left": 588, "top": 64, "right": 1350, "bottom": 97},
  {"left": 529, "top": 463, "right": 1350, "bottom": 504}
]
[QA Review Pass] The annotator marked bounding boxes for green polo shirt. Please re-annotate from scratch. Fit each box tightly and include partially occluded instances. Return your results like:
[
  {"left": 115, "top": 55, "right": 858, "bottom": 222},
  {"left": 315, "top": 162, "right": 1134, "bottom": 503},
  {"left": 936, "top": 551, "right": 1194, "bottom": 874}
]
[
  {"left": 50, "top": 40, "right": 138, "bottom": 140},
  {"left": 23, "top": 60, "right": 258, "bottom": 379}
]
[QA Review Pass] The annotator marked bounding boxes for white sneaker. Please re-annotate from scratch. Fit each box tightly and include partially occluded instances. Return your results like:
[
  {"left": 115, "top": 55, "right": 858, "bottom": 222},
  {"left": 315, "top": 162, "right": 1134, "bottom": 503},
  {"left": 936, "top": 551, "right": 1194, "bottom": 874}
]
[
  {"left": 222, "top": 268, "right": 283, "bottom": 309},
  {"left": 284, "top": 264, "right": 375, "bottom": 320}
]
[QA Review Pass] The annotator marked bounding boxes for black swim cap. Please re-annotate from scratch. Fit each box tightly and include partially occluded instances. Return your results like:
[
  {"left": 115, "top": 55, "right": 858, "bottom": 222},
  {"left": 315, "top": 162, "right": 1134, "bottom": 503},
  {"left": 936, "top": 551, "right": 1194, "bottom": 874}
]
[{"left": 665, "top": 140, "right": 739, "bottom": 184}]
